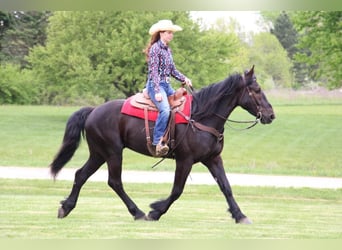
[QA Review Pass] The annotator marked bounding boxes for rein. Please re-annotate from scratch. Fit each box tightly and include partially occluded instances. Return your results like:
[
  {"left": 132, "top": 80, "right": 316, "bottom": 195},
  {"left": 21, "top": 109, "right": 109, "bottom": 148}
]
[
  {"left": 215, "top": 84, "right": 262, "bottom": 131},
  {"left": 227, "top": 116, "right": 260, "bottom": 130},
  {"left": 215, "top": 112, "right": 261, "bottom": 131}
]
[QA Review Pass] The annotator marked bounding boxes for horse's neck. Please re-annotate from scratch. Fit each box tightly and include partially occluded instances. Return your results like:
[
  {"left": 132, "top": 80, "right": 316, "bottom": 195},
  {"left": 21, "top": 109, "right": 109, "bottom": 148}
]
[
  {"left": 196, "top": 97, "right": 238, "bottom": 132},
  {"left": 214, "top": 101, "right": 237, "bottom": 129}
]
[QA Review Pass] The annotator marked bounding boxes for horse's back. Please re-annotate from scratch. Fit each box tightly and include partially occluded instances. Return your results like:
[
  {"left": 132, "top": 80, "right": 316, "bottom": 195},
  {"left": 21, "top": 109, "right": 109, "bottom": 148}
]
[
  {"left": 84, "top": 99, "right": 125, "bottom": 139},
  {"left": 86, "top": 99, "right": 124, "bottom": 122}
]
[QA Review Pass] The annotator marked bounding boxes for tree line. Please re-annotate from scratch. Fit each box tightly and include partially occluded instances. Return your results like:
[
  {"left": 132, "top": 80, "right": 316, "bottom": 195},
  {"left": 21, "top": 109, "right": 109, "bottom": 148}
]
[{"left": 0, "top": 11, "right": 340, "bottom": 105}]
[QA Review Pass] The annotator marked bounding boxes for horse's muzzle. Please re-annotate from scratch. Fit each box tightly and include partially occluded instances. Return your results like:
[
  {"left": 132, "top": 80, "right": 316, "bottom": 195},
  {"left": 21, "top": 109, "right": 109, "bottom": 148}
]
[{"left": 260, "top": 111, "right": 275, "bottom": 124}]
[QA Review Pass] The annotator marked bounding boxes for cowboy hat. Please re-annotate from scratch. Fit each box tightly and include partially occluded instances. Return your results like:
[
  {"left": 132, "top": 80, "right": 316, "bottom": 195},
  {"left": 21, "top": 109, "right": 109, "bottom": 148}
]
[{"left": 149, "top": 20, "right": 182, "bottom": 35}]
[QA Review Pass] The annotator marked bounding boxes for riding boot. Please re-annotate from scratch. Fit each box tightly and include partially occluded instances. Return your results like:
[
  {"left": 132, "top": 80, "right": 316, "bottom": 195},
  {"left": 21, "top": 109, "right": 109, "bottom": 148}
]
[{"left": 156, "top": 140, "right": 169, "bottom": 157}]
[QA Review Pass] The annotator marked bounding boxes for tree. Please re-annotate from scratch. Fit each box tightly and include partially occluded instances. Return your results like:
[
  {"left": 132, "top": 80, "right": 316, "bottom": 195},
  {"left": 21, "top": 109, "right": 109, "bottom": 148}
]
[
  {"left": 270, "top": 11, "right": 309, "bottom": 87},
  {"left": 248, "top": 32, "right": 293, "bottom": 88},
  {"left": 176, "top": 20, "right": 246, "bottom": 87},
  {"left": 28, "top": 11, "right": 144, "bottom": 104},
  {"left": 0, "top": 11, "right": 15, "bottom": 64},
  {"left": 0, "top": 11, "right": 49, "bottom": 104},
  {"left": 0, "top": 11, "right": 50, "bottom": 67},
  {"left": 28, "top": 11, "right": 244, "bottom": 104},
  {"left": 271, "top": 11, "right": 298, "bottom": 59},
  {"left": 28, "top": 11, "right": 187, "bottom": 104},
  {"left": 204, "top": 17, "right": 250, "bottom": 75},
  {"left": 292, "top": 11, "right": 342, "bottom": 89}
]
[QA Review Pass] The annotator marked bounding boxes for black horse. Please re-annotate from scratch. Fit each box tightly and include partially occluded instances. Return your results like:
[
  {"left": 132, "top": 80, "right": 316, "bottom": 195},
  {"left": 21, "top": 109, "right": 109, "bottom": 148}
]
[{"left": 50, "top": 66, "right": 275, "bottom": 224}]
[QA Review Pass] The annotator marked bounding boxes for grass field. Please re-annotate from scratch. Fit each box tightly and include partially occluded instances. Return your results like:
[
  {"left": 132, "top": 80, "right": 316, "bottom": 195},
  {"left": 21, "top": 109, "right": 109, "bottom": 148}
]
[
  {"left": 0, "top": 90, "right": 341, "bottom": 177},
  {"left": 0, "top": 178, "right": 341, "bottom": 239},
  {"left": 1, "top": 91, "right": 341, "bottom": 240}
]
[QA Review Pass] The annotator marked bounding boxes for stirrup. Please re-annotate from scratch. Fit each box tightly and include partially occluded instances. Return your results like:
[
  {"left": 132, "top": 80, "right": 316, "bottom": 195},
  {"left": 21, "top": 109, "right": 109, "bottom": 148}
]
[{"left": 156, "top": 143, "right": 169, "bottom": 157}]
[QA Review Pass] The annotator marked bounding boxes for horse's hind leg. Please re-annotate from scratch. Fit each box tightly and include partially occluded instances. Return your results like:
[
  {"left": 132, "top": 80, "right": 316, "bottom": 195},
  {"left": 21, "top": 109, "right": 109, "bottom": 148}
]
[
  {"left": 107, "top": 154, "right": 146, "bottom": 220},
  {"left": 203, "top": 155, "right": 251, "bottom": 224},
  {"left": 58, "top": 154, "right": 104, "bottom": 218}
]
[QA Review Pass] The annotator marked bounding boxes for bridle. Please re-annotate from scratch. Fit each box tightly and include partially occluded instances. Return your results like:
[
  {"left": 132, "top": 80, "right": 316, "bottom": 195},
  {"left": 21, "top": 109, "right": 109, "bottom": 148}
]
[{"left": 215, "top": 78, "right": 262, "bottom": 131}]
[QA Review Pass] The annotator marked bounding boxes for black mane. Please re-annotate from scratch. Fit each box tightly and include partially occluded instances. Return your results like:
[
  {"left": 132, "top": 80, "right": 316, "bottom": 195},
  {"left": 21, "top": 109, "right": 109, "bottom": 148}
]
[{"left": 191, "top": 73, "right": 242, "bottom": 121}]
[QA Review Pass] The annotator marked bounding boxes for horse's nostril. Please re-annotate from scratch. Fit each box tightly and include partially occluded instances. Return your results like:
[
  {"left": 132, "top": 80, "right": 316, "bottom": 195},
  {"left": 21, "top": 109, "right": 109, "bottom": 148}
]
[{"left": 271, "top": 114, "right": 275, "bottom": 120}]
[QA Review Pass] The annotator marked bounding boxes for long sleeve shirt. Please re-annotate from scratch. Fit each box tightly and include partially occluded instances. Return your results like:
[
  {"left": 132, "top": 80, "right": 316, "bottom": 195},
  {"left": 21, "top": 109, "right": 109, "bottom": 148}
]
[{"left": 147, "top": 39, "right": 186, "bottom": 93}]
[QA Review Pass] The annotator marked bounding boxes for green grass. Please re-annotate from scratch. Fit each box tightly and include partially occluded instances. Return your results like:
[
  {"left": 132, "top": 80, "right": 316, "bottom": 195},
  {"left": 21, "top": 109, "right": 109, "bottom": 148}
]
[
  {"left": 0, "top": 179, "right": 341, "bottom": 239},
  {"left": 0, "top": 95, "right": 341, "bottom": 177},
  {"left": 223, "top": 104, "right": 342, "bottom": 176},
  {"left": 0, "top": 105, "right": 79, "bottom": 167}
]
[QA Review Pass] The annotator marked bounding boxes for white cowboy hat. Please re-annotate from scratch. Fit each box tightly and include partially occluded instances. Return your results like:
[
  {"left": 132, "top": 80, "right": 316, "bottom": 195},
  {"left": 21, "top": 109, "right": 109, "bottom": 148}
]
[{"left": 149, "top": 19, "right": 182, "bottom": 35}]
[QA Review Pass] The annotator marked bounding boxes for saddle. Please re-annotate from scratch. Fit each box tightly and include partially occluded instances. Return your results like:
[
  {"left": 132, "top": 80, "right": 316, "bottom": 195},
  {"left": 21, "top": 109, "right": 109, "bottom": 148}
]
[
  {"left": 130, "top": 87, "right": 188, "bottom": 112},
  {"left": 128, "top": 87, "right": 188, "bottom": 157}
]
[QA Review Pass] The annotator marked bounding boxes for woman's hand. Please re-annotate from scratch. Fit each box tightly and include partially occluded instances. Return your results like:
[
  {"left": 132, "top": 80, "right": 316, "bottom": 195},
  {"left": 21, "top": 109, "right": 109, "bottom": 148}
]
[
  {"left": 183, "top": 77, "right": 192, "bottom": 87},
  {"left": 155, "top": 93, "right": 162, "bottom": 102}
]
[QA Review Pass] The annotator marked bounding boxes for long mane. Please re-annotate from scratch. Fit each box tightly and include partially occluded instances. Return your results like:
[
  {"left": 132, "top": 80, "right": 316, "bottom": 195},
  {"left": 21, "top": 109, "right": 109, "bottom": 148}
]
[{"left": 191, "top": 73, "right": 242, "bottom": 121}]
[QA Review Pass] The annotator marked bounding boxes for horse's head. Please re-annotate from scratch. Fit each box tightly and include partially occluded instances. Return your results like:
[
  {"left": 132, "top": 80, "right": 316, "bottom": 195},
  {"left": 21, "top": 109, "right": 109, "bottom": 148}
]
[{"left": 239, "top": 66, "right": 275, "bottom": 124}]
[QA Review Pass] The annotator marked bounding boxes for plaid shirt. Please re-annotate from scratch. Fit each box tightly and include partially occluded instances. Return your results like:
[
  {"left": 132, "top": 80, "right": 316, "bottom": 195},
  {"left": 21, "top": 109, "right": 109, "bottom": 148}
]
[{"left": 148, "top": 39, "right": 186, "bottom": 93}]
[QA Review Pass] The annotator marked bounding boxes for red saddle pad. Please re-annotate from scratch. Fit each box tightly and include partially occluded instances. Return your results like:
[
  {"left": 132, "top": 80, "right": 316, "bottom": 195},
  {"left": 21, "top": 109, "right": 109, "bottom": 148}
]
[{"left": 121, "top": 94, "right": 192, "bottom": 124}]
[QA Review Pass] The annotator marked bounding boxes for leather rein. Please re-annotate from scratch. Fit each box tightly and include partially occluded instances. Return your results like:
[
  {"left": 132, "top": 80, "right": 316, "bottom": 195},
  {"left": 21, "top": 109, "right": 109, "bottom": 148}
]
[{"left": 184, "top": 84, "right": 262, "bottom": 138}]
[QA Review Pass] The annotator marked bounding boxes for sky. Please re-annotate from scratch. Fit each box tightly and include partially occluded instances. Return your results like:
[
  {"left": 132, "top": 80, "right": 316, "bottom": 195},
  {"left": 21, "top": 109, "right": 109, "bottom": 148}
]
[{"left": 190, "top": 11, "right": 264, "bottom": 33}]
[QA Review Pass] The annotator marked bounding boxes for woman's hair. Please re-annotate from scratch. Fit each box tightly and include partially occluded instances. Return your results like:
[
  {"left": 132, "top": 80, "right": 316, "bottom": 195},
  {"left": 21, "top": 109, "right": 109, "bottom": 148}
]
[{"left": 143, "top": 32, "right": 160, "bottom": 62}]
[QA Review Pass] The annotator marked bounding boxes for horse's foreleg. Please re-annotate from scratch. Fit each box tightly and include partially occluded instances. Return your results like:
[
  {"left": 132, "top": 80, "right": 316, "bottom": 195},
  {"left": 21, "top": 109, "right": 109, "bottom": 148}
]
[
  {"left": 58, "top": 155, "right": 104, "bottom": 218},
  {"left": 203, "top": 156, "right": 251, "bottom": 224},
  {"left": 147, "top": 160, "right": 193, "bottom": 221},
  {"left": 107, "top": 155, "right": 146, "bottom": 220}
]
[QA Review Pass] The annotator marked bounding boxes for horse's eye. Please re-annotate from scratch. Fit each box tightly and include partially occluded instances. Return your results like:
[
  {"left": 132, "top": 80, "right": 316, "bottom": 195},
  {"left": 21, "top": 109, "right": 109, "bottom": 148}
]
[{"left": 254, "top": 87, "right": 261, "bottom": 93}]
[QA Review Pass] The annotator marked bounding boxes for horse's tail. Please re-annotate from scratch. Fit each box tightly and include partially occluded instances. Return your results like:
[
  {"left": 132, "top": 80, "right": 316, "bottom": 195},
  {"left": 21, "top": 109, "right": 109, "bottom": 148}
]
[{"left": 50, "top": 107, "right": 94, "bottom": 178}]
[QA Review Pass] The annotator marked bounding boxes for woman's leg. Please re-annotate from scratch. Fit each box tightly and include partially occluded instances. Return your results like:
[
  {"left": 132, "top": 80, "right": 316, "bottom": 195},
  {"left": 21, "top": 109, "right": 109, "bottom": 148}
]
[{"left": 147, "top": 84, "right": 171, "bottom": 145}]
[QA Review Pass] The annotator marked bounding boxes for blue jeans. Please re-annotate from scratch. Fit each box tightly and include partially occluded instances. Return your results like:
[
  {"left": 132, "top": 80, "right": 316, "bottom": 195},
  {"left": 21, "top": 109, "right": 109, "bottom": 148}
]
[{"left": 147, "top": 81, "right": 175, "bottom": 145}]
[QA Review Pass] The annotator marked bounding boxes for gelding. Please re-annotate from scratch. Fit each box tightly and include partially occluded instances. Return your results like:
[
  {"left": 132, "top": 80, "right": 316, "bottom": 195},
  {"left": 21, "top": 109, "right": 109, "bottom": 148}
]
[{"left": 50, "top": 66, "right": 275, "bottom": 224}]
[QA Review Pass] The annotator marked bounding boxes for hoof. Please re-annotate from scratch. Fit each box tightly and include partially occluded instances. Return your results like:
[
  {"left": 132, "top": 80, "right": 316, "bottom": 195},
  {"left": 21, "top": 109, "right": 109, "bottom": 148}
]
[
  {"left": 57, "top": 207, "right": 66, "bottom": 219},
  {"left": 238, "top": 217, "right": 252, "bottom": 224},
  {"left": 144, "top": 214, "right": 158, "bottom": 221},
  {"left": 134, "top": 213, "right": 147, "bottom": 221}
]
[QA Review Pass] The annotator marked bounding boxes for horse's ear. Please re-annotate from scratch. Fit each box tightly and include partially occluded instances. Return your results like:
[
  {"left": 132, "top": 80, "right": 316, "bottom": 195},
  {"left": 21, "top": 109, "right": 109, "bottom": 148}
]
[{"left": 245, "top": 65, "right": 255, "bottom": 77}]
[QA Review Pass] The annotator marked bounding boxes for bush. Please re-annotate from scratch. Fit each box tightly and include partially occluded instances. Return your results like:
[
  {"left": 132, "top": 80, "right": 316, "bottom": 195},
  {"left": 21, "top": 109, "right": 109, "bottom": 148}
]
[{"left": 0, "top": 64, "right": 40, "bottom": 104}]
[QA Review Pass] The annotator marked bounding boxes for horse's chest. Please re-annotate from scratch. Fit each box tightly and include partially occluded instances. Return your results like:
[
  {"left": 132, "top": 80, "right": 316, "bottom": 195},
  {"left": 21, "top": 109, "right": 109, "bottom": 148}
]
[{"left": 193, "top": 135, "right": 223, "bottom": 155}]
